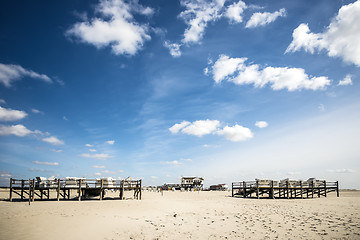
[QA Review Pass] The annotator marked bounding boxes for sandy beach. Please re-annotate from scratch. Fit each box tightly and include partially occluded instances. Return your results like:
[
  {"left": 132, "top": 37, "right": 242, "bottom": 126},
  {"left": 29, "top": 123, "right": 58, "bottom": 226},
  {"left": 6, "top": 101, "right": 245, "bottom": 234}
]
[{"left": 0, "top": 189, "right": 359, "bottom": 240}]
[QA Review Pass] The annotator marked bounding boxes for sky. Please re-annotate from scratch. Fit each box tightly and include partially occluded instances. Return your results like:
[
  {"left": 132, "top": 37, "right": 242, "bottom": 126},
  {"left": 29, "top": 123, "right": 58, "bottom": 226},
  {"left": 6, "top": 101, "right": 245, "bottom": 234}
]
[{"left": 0, "top": 0, "right": 359, "bottom": 188}]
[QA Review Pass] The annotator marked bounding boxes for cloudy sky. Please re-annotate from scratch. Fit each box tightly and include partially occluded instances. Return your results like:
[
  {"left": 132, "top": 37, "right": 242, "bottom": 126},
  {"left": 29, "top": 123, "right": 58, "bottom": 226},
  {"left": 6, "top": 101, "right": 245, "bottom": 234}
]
[{"left": 1, "top": 0, "right": 359, "bottom": 188}]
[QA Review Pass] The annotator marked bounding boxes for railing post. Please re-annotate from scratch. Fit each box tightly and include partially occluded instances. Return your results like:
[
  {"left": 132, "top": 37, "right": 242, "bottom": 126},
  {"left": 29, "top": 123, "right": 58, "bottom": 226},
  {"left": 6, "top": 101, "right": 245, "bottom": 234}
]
[
  {"left": 336, "top": 181, "right": 339, "bottom": 197},
  {"left": 231, "top": 183, "right": 234, "bottom": 197},
  {"left": 271, "top": 180, "right": 275, "bottom": 199},
  {"left": 57, "top": 179, "right": 60, "bottom": 201},
  {"left": 28, "top": 179, "right": 31, "bottom": 205},
  {"left": 32, "top": 179, "right": 35, "bottom": 202},
  {"left": 256, "top": 180, "right": 259, "bottom": 199},
  {"left": 9, "top": 178, "right": 13, "bottom": 202},
  {"left": 300, "top": 181, "right": 303, "bottom": 199},
  {"left": 139, "top": 179, "right": 142, "bottom": 200},
  {"left": 324, "top": 180, "right": 327, "bottom": 197},
  {"left": 100, "top": 179, "right": 103, "bottom": 200},
  {"left": 78, "top": 179, "right": 82, "bottom": 201},
  {"left": 243, "top": 181, "right": 246, "bottom": 198},
  {"left": 21, "top": 180, "right": 24, "bottom": 200},
  {"left": 286, "top": 180, "right": 289, "bottom": 199}
]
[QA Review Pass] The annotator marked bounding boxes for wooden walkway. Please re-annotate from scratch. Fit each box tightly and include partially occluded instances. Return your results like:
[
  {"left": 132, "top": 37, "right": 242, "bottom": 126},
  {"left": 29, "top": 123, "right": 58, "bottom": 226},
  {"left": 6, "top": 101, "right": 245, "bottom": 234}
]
[
  {"left": 232, "top": 180, "right": 339, "bottom": 199},
  {"left": 9, "top": 178, "right": 142, "bottom": 204}
]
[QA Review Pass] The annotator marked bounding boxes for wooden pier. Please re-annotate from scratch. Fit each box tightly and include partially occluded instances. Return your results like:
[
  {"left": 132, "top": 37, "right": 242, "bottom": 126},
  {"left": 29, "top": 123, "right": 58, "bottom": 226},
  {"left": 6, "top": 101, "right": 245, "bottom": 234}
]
[
  {"left": 9, "top": 178, "right": 142, "bottom": 203},
  {"left": 232, "top": 179, "right": 339, "bottom": 199}
]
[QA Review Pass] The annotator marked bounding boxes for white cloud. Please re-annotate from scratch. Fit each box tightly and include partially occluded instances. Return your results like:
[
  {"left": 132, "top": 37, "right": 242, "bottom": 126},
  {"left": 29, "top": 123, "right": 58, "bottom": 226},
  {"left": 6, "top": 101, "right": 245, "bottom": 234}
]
[
  {"left": 33, "top": 161, "right": 59, "bottom": 166},
  {"left": 0, "top": 99, "right": 6, "bottom": 105},
  {"left": 209, "top": 55, "right": 331, "bottom": 91},
  {"left": 225, "top": 0, "right": 247, "bottom": 23},
  {"left": 179, "top": 0, "right": 225, "bottom": 44},
  {"left": 66, "top": 0, "right": 153, "bottom": 56},
  {"left": 246, "top": 8, "right": 286, "bottom": 28},
  {"left": 31, "top": 108, "right": 43, "bottom": 114},
  {"left": 216, "top": 124, "right": 253, "bottom": 142},
  {"left": 85, "top": 144, "right": 94, "bottom": 147},
  {"left": 338, "top": 74, "right": 353, "bottom": 86},
  {"left": 42, "top": 136, "right": 64, "bottom": 145},
  {"left": 92, "top": 165, "right": 106, "bottom": 169},
  {"left": 169, "top": 121, "right": 191, "bottom": 134},
  {"left": 0, "top": 124, "right": 33, "bottom": 137},
  {"left": 181, "top": 119, "right": 220, "bottom": 137},
  {"left": 0, "top": 171, "right": 12, "bottom": 178},
  {"left": 327, "top": 169, "right": 355, "bottom": 173},
  {"left": 63, "top": 116, "right": 68, "bottom": 121},
  {"left": 89, "top": 149, "right": 97, "bottom": 152},
  {"left": 51, "top": 149, "right": 63, "bottom": 153},
  {"left": 80, "top": 153, "right": 112, "bottom": 160},
  {"left": 164, "top": 41, "right": 182, "bottom": 57},
  {"left": 318, "top": 104, "right": 325, "bottom": 112},
  {"left": 0, "top": 63, "right": 52, "bottom": 87},
  {"left": 286, "top": 1, "right": 360, "bottom": 67},
  {"left": 150, "top": 176, "right": 158, "bottom": 179},
  {"left": 211, "top": 55, "right": 246, "bottom": 84},
  {"left": 106, "top": 140, "right": 115, "bottom": 145},
  {"left": 164, "top": 160, "right": 183, "bottom": 165},
  {"left": 255, "top": 121, "right": 268, "bottom": 128},
  {"left": 0, "top": 106, "right": 27, "bottom": 121}
]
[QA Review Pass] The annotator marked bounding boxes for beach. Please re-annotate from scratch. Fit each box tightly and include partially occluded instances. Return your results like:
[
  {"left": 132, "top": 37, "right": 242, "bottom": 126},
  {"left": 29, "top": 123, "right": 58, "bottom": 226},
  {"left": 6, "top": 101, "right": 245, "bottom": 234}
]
[{"left": 0, "top": 190, "right": 359, "bottom": 239}]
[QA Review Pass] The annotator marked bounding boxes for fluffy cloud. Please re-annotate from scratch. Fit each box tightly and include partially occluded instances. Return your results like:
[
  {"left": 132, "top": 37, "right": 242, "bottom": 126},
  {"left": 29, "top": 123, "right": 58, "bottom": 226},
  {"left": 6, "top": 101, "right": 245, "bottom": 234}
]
[
  {"left": 33, "top": 161, "right": 59, "bottom": 166},
  {"left": 246, "top": 8, "right": 286, "bottom": 28},
  {"left": 92, "top": 165, "right": 106, "bottom": 169},
  {"left": 89, "top": 149, "right": 97, "bottom": 152},
  {"left": 85, "top": 144, "right": 94, "bottom": 147},
  {"left": 286, "top": 1, "right": 360, "bottom": 67},
  {"left": 66, "top": 0, "right": 153, "bottom": 56},
  {"left": 80, "top": 153, "right": 112, "bottom": 160},
  {"left": 181, "top": 119, "right": 220, "bottom": 137},
  {"left": 42, "top": 136, "right": 64, "bottom": 145},
  {"left": 164, "top": 41, "right": 182, "bottom": 57},
  {"left": 255, "top": 121, "right": 268, "bottom": 128},
  {"left": 169, "top": 121, "right": 191, "bottom": 134},
  {"left": 0, "top": 106, "right": 27, "bottom": 121},
  {"left": 0, "top": 63, "right": 52, "bottom": 87},
  {"left": 225, "top": 0, "right": 247, "bottom": 23},
  {"left": 0, "top": 124, "right": 34, "bottom": 137},
  {"left": 216, "top": 124, "right": 253, "bottom": 142},
  {"left": 170, "top": 119, "right": 254, "bottom": 142},
  {"left": 106, "top": 140, "right": 115, "bottom": 145},
  {"left": 338, "top": 74, "right": 352, "bottom": 86},
  {"left": 0, "top": 99, "right": 6, "bottom": 105},
  {"left": 179, "top": 0, "right": 225, "bottom": 44},
  {"left": 208, "top": 55, "right": 331, "bottom": 91}
]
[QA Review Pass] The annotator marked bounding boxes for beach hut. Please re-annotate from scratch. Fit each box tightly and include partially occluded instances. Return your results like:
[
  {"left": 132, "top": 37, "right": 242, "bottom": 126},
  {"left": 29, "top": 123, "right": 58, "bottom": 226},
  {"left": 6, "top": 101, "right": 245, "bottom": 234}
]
[{"left": 181, "top": 176, "right": 204, "bottom": 190}]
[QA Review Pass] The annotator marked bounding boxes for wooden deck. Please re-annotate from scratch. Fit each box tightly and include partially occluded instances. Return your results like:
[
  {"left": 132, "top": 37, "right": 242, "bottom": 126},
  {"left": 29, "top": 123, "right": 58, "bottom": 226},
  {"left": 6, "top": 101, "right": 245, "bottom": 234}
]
[
  {"left": 9, "top": 178, "right": 142, "bottom": 204},
  {"left": 232, "top": 180, "right": 339, "bottom": 199}
]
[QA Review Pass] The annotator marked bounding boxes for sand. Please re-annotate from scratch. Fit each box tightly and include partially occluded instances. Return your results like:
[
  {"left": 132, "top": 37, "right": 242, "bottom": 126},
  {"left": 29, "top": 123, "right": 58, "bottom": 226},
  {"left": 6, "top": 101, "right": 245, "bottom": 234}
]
[{"left": 0, "top": 189, "right": 359, "bottom": 239}]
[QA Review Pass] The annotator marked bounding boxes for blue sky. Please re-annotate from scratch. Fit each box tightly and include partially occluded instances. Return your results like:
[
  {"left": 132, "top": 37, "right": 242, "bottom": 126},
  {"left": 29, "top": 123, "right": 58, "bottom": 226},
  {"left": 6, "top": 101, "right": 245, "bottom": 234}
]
[{"left": 0, "top": 0, "right": 359, "bottom": 188}]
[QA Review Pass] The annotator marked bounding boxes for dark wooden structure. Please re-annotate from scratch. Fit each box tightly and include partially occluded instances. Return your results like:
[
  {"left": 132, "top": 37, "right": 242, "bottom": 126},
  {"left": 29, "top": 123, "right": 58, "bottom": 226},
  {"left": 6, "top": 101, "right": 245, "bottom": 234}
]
[
  {"left": 232, "top": 179, "right": 339, "bottom": 199},
  {"left": 9, "top": 178, "right": 142, "bottom": 204}
]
